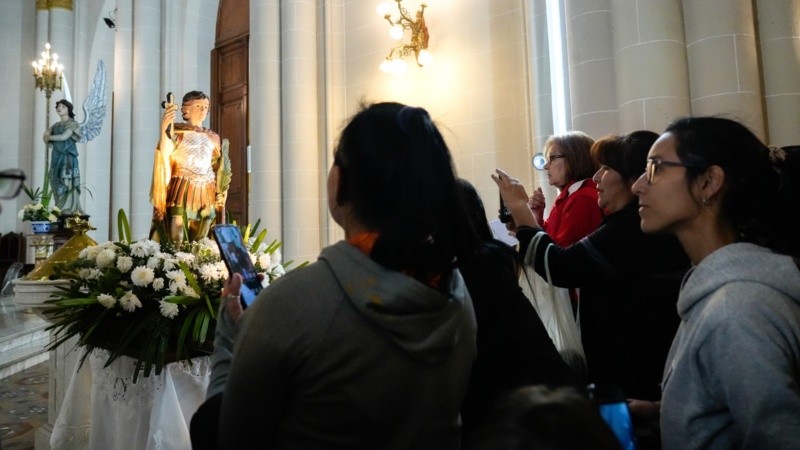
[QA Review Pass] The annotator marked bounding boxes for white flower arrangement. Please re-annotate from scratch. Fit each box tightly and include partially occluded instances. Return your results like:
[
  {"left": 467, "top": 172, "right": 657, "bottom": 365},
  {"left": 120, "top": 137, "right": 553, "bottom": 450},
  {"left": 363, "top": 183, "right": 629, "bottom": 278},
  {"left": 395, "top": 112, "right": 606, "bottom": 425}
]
[
  {"left": 46, "top": 212, "right": 294, "bottom": 380},
  {"left": 18, "top": 201, "right": 61, "bottom": 222}
]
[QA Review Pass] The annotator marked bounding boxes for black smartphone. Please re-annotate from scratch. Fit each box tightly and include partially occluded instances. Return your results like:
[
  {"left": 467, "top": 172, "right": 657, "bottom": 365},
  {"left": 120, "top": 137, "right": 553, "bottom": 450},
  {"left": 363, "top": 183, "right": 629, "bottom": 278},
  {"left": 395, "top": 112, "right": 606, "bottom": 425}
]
[
  {"left": 212, "top": 224, "right": 262, "bottom": 308},
  {"left": 499, "top": 192, "right": 513, "bottom": 223}
]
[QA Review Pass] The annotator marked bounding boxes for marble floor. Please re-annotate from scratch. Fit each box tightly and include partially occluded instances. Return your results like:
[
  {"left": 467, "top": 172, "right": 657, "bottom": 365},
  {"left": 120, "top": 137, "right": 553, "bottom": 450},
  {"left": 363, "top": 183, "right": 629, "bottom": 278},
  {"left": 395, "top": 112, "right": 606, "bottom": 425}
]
[{"left": 0, "top": 362, "right": 48, "bottom": 450}]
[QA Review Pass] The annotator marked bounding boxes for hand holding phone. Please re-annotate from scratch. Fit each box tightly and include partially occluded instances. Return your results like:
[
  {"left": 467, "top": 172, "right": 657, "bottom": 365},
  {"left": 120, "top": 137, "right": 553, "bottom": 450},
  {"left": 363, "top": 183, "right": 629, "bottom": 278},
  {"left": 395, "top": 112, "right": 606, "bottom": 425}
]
[{"left": 212, "top": 224, "right": 262, "bottom": 308}]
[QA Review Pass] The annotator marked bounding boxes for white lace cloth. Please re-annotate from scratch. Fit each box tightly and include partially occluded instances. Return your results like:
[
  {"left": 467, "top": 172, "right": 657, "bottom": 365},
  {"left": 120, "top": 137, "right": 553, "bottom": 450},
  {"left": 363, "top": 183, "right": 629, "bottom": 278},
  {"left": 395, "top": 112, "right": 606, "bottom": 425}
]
[{"left": 51, "top": 348, "right": 210, "bottom": 450}]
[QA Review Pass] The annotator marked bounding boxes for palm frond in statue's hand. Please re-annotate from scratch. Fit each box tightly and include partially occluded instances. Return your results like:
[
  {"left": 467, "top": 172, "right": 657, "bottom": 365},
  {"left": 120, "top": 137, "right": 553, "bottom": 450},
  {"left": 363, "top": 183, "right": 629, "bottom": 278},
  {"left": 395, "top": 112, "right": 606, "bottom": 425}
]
[{"left": 78, "top": 60, "right": 109, "bottom": 143}]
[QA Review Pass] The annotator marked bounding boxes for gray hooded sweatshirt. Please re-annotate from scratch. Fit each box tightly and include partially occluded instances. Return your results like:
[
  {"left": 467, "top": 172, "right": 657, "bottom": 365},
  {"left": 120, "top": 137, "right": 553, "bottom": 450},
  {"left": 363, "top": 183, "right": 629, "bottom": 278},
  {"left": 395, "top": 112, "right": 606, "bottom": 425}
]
[
  {"left": 219, "top": 241, "right": 476, "bottom": 449},
  {"left": 661, "top": 243, "right": 800, "bottom": 450}
]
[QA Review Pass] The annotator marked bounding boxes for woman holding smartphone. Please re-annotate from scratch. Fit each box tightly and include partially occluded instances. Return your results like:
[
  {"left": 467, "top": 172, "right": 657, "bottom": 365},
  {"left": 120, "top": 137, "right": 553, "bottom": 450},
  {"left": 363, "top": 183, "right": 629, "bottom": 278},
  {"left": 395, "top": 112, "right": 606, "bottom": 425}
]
[{"left": 211, "top": 102, "right": 480, "bottom": 449}]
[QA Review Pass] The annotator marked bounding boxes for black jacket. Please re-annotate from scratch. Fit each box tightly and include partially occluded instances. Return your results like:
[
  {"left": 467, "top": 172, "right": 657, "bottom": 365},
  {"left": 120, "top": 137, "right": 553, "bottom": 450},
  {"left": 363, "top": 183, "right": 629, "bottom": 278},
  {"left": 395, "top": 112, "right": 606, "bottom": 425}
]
[
  {"left": 517, "top": 201, "right": 689, "bottom": 400},
  {"left": 458, "top": 240, "right": 577, "bottom": 436}
]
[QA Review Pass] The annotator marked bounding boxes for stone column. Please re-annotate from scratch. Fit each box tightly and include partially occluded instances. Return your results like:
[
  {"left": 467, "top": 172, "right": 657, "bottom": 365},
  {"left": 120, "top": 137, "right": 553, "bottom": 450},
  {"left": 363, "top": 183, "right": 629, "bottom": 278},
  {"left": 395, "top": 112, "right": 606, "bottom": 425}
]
[
  {"left": 250, "top": 0, "right": 283, "bottom": 245},
  {"left": 129, "top": 0, "right": 162, "bottom": 235},
  {"left": 611, "top": 0, "right": 690, "bottom": 133},
  {"left": 32, "top": 2, "right": 50, "bottom": 191},
  {"left": 682, "top": 0, "right": 765, "bottom": 138},
  {"left": 524, "top": 0, "right": 558, "bottom": 212},
  {"left": 110, "top": 1, "right": 134, "bottom": 240},
  {"left": 279, "top": 0, "right": 322, "bottom": 263},
  {"left": 563, "top": 0, "right": 618, "bottom": 138},
  {"left": 756, "top": 0, "right": 800, "bottom": 146}
]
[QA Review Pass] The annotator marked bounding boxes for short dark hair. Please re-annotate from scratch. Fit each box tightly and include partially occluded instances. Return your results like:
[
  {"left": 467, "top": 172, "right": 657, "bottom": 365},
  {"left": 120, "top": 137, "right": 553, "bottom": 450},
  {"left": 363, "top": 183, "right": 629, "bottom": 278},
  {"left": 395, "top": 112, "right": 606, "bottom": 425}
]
[
  {"left": 467, "top": 385, "right": 622, "bottom": 450},
  {"left": 666, "top": 117, "right": 799, "bottom": 256},
  {"left": 181, "top": 91, "right": 209, "bottom": 120},
  {"left": 333, "top": 102, "right": 480, "bottom": 280},
  {"left": 56, "top": 99, "right": 75, "bottom": 119},
  {"left": 592, "top": 130, "right": 659, "bottom": 184},
  {"left": 544, "top": 132, "right": 596, "bottom": 181}
]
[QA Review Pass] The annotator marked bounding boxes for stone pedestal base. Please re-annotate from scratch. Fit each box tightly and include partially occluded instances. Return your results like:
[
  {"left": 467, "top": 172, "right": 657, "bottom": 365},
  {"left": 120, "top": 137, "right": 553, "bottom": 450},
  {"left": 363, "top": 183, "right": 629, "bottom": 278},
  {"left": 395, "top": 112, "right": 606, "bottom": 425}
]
[{"left": 13, "top": 279, "right": 78, "bottom": 450}]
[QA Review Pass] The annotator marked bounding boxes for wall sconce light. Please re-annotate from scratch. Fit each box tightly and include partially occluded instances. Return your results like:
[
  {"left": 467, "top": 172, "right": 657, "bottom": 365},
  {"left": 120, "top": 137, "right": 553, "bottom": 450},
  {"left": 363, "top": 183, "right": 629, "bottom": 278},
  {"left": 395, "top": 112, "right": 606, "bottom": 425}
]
[{"left": 377, "top": 0, "right": 432, "bottom": 73}]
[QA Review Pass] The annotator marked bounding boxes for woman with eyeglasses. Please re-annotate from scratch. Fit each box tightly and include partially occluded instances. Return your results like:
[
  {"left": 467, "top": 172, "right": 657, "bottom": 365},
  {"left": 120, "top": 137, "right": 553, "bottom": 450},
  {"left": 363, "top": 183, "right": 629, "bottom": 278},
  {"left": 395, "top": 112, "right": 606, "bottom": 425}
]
[
  {"left": 494, "top": 132, "right": 689, "bottom": 406},
  {"left": 527, "top": 132, "right": 604, "bottom": 247},
  {"left": 630, "top": 118, "right": 800, "bottom": 450}
]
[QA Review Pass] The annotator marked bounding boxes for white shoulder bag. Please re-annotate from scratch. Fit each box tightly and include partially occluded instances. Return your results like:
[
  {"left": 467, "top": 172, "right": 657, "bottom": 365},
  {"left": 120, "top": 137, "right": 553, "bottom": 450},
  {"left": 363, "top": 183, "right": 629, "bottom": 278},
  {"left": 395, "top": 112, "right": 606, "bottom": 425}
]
[{"left": 520, "top": 231, "right": 587, "bottom": 378}]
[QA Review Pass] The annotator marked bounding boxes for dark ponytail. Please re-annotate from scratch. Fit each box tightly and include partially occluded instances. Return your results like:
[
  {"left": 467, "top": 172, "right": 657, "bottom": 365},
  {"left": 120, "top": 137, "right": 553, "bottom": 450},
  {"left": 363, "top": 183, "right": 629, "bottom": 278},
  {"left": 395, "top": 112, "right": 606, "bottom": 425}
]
[
  {"left": 333, "top": 102, "right": 480, "bottom": 282},
  {"left": 758, "top": 146, "right": 800, "bottom": 256}
]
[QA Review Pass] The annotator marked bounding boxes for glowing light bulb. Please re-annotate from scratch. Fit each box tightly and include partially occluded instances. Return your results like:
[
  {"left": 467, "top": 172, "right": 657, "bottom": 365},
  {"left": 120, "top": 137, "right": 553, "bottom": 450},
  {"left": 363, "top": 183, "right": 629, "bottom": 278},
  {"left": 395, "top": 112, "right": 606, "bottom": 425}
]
[
  {"left": 45, "top": 42, "right": 50, "bottom": 50},
  {"left": 380, "top": 59, "right": 393, "bottom": 73},
  {"left": 376, "top": 3, "right": 390, "bottom": 16},
  {"left": 389, "top": 24, "right": 404, "bottom": 40},
  {"left": 417, "top": 50, "right": 432, "bottom": 66},
  {"left": 393, "top": 58, "right": 408, "bottom": 74}
]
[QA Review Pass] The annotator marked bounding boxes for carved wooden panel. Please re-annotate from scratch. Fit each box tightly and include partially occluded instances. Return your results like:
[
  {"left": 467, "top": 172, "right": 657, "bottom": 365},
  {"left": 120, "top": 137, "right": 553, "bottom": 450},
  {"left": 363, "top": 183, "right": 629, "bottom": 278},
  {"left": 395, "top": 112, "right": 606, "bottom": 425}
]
[{"left": 212, "top": 0, "right": 249, "bottom": 225}]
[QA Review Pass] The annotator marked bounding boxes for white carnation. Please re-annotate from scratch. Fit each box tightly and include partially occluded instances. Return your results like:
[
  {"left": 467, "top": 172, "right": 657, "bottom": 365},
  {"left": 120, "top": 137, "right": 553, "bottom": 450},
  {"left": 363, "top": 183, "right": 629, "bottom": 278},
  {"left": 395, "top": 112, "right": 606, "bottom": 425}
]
[
  {"left": 181, "top": 285, "right": 200, "bottom": 298},
  {"left": 174, "top": 252, "right": 195, "bottom": 265},
  {"left": 85, "top": 246, "right": 102, "bottom": 261},
  {"left": 97, "top": 294, "right": 116, "bottom": 309},
  {"left": 159, "top": 301, "right": 179, "bottom": 319},
  {"left": 79, "top": 248, "right": 89, "bottom": 259},
  {"left": 146, "top": 256, "right": 160, "bottom": 269},
  {"left": 257, "top": 253, "right": 271, "bottom": 269},
  {"left": 271, "top": 264, "right": 286, "bottom": 277},
  {"left": 119, "top": 291, "right": 142, "bottom": 312},
  {"left": 130, "top": 266, "right": 155, "bottom": 287},
  {"left": 116, "top": 256, "right": 134, "bottom": 273},
  {"left": 166, "top": 270, "right": 187, "bottom": 294},
  {"left": 196, "top": 237, "right": 219, "bottom": 254},
  {"left": 95, "top": 248, "right": 117, "bottom": 269},
  {"left": 80, "top": 268, "right": 101, "bottom": 280},
  {"left": 152, "top": 277, "right": 165, "bottom": 290},
  {"left": 272, "top": 250, "right": 282, "bottom": 265},
  {"left": 131, "top": 239, "right": 160, "bottom": 258},
  {"left": 199, "top": 263, "right": 223, "bottom": 282},
  {"left": 162, "top": 258, "right": 177, "bottom": 271}
]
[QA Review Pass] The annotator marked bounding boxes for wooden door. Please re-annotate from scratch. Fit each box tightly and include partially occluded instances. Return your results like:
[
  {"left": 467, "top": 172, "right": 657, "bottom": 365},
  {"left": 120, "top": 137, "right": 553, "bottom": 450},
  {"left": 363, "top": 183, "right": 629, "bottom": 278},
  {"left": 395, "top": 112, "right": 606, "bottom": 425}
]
[{"left": 212, "top": 0, "right": 249, "bottom": 225}]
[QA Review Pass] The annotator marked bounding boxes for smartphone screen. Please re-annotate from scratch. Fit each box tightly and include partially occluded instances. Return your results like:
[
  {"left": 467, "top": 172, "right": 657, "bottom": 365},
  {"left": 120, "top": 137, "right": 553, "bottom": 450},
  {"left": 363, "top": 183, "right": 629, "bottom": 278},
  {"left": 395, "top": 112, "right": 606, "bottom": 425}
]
[{"left": 212, "top": 224, "right": 262, "bottom": 308}]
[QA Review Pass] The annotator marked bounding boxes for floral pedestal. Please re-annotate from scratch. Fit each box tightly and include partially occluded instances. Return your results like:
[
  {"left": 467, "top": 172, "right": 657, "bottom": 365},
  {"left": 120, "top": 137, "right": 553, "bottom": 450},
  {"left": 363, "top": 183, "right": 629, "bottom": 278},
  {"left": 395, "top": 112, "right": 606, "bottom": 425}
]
[
  {"left": 28, "top": 233, "right": 55, "bottom": 269},
  {"left": 12, "top": 278, "right": 78, "bottom": 450},
  {"left": 50, "top": 348, "right": 210, "bottom": 450}
]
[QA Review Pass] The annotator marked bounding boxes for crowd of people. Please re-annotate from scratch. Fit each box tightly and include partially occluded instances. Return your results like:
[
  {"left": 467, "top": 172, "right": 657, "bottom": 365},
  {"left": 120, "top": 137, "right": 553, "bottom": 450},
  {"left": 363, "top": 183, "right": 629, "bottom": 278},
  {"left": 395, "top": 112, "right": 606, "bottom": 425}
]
[{"left": 183, "top": 102, "right": 798, "bottom": 449}]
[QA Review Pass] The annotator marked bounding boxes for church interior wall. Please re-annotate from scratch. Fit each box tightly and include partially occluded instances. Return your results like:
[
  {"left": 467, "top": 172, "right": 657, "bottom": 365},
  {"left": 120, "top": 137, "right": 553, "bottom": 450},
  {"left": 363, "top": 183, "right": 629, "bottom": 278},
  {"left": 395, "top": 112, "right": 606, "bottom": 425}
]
[{"left": 0, "top": 0, "right": 799, "bottom": 265}]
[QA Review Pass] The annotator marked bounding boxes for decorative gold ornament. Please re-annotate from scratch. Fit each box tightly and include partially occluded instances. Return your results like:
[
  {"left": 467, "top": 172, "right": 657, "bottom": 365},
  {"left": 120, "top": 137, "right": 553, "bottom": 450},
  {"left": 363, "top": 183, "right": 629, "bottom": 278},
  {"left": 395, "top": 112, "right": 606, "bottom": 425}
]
[
  {"left": 24, "top": 215, "right": 97, "bottom": 280},
  {"left": 377, "top": 0, "right": 432, "bottom": 73}
]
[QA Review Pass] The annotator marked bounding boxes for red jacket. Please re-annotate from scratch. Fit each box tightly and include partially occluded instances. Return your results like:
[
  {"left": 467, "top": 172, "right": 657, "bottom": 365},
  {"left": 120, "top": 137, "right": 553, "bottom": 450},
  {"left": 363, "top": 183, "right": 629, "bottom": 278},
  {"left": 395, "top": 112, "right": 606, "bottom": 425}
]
[{"left": 543, "top": 179, "right": 604, "bottom": 247}]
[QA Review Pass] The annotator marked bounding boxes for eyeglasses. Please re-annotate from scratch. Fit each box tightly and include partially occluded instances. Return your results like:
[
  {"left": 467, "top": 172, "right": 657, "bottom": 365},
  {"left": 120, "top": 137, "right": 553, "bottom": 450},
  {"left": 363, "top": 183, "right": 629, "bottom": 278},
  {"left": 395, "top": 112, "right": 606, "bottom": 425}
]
[
  {"left": 0, "top": 169, "right": 25, "bottom": 199},
  {"left": 645, "top": 158, "right": 697, "bottom": 185},
  {"left": 531, "top": 153, "right": 565, "bottom": 170}
]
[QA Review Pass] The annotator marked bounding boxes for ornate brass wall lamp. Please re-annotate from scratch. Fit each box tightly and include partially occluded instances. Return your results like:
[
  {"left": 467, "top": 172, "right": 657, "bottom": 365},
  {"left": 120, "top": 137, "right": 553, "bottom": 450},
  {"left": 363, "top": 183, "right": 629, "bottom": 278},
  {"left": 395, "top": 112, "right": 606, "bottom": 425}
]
[{"left": 377, "top": 0, "right": 432, "bottom": 73}]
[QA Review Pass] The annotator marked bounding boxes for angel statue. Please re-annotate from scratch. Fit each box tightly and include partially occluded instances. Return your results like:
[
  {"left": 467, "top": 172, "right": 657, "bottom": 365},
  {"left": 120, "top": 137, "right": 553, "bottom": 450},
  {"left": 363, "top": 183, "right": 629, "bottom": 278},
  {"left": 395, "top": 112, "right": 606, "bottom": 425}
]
[
  {"left": 150, "top": 90, "right": 231, "bottom": 243},
  {"left": 42, "top": 60, "right": 108, "bottom": 214}
]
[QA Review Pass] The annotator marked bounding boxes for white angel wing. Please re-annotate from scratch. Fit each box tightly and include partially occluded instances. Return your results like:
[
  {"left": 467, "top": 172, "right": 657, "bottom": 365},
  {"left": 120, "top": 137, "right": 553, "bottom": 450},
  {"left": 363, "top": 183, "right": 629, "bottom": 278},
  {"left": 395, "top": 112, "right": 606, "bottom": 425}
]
[{"left": 78, "top": 60, "right": 108, "bottom": 143}]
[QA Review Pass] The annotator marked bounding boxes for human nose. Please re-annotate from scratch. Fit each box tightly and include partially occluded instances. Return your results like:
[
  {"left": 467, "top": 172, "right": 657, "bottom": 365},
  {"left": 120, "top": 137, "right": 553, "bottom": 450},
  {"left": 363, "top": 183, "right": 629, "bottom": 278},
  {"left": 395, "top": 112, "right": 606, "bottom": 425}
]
[
  {"left": 592, "top": 168, "right": 602, "bottom": 183},
  {"left": 631, "top": 172, "right": 647, "bottom": 195}
]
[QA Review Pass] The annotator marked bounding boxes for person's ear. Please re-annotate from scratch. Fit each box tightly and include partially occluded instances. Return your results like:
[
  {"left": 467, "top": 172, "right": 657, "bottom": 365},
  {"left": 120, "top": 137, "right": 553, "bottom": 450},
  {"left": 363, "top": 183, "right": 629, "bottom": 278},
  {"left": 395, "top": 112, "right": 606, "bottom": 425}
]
[
  {"left": 699, "top": 165, "right": 726, "bottom": 204},
  {"left": 332, "top": 165, "right": 349, "bottom": 205}
]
